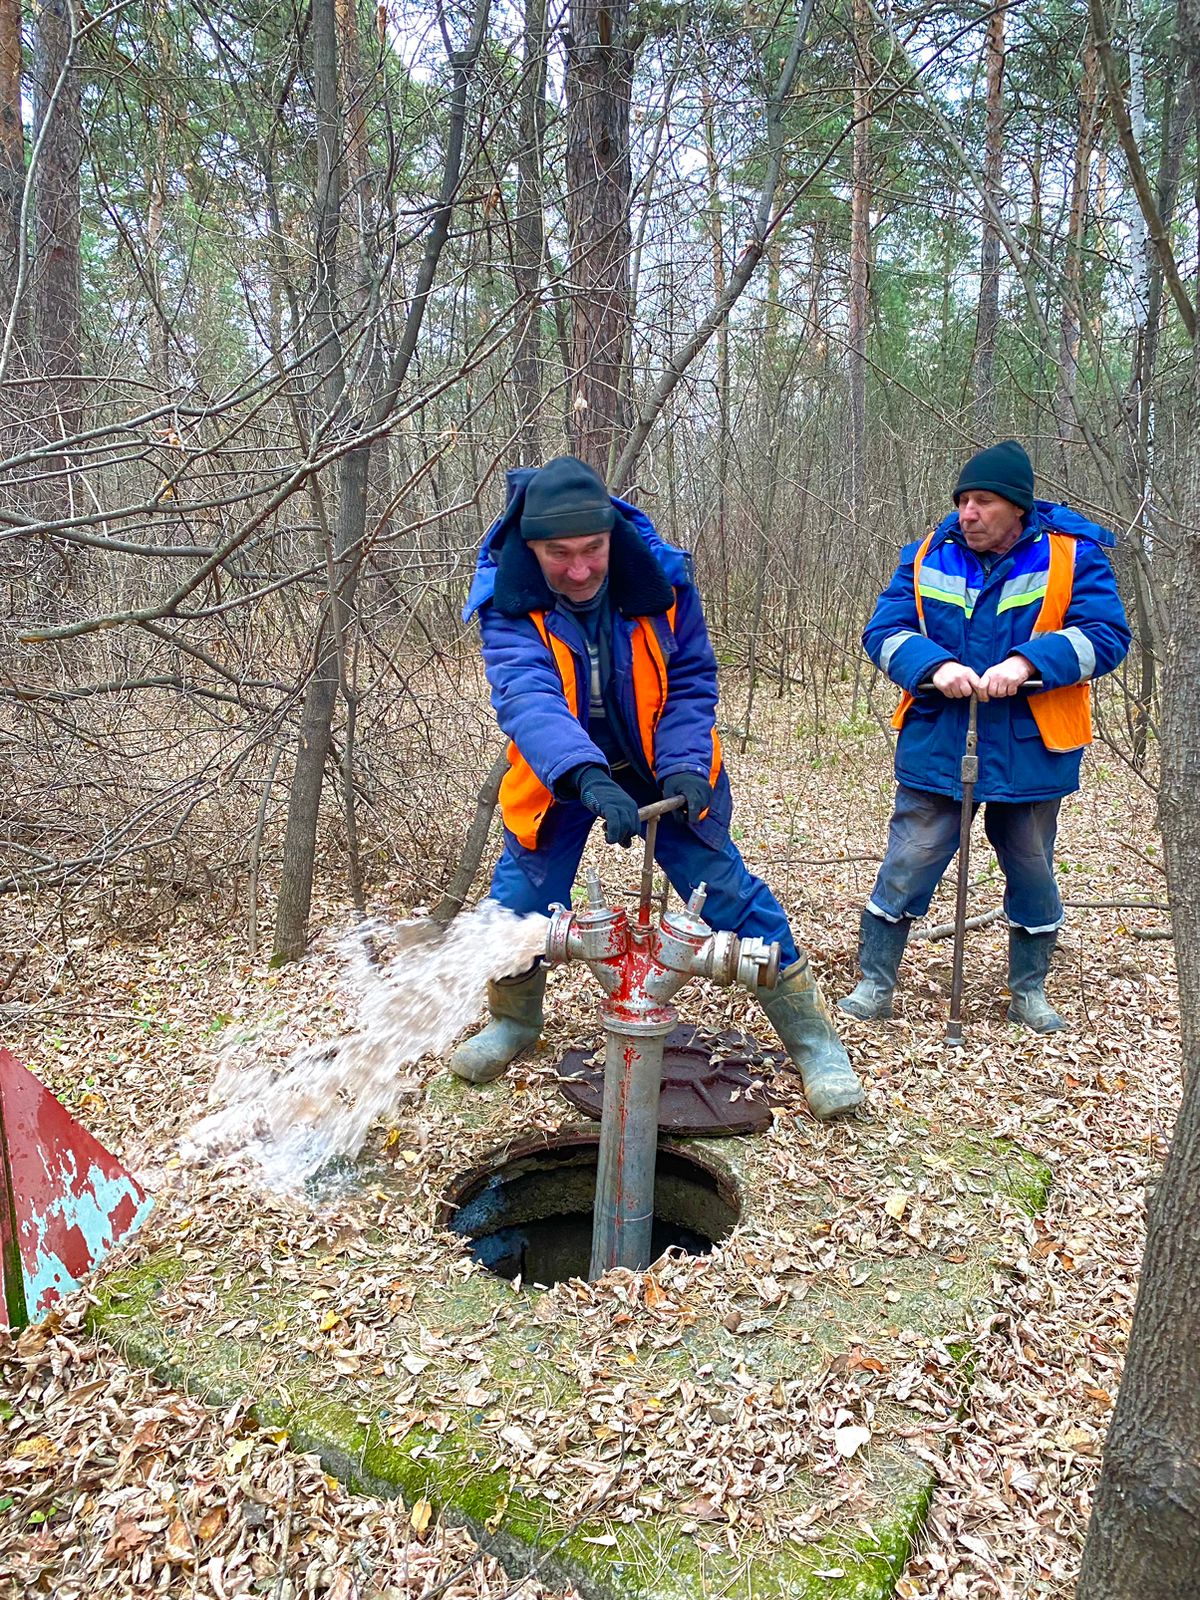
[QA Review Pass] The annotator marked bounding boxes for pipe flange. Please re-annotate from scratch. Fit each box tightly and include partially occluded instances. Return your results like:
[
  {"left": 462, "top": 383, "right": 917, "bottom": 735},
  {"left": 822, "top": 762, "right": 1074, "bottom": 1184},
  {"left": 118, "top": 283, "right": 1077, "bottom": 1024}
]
[
  {"left": 544, "top": 906, "right": 577, "bottom": 966},
  {"left": 735, "top": 937, "right": 781, "bottom": 992}
]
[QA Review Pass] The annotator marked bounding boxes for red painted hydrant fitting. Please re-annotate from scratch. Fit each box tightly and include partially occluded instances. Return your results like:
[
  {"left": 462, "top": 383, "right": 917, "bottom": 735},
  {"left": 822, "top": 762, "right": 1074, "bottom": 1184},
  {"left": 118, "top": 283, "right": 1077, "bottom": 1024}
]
[{"left": 545, "top": 797, "right": 779, "bottom": 1280}]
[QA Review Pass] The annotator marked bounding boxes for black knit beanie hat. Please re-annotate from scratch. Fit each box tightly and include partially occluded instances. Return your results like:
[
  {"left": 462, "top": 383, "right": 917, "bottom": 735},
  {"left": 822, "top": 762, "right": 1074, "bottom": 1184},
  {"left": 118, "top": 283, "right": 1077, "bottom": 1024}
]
[
  {"left": 953, "top": 440, "right": 1035, "bottom": 512},
  {"left": 519, "top": 455, "right": 616, "bottom": 541}
]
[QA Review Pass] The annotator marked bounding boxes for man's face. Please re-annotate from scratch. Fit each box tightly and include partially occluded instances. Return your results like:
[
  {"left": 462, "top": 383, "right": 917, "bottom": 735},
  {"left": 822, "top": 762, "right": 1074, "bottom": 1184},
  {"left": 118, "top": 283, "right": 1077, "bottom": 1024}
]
[
  {"left": 530, "top": 532, "right": 611, "bottom": 602},
  {"left": 956, "top": 490, "right": 1025, "bottom": 556}
]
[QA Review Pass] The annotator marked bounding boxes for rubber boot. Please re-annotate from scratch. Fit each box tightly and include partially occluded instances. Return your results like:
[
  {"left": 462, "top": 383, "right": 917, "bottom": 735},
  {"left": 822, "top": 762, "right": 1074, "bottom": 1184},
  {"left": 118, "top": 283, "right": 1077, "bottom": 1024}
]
[
  {"left": 839, "top": 910, "right": 912, "bottom": 1020},
  {"left": 1006, "top": 929, "right": 1066, "bottom": 1033},
  {"left": 760, "top": 957, "right": 864, "bottom": 1120},
  {"left": 449, "top": 963, "right": 548, "bottom": 1084}
]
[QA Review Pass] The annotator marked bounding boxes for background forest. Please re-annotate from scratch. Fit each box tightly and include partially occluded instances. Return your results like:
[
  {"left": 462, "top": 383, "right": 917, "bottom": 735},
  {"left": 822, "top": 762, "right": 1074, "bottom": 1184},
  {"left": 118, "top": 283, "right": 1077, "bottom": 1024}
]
[
  {"left": 1, "top": 0, "right": 1191, "bottom": 963},
  {"left": 4, "top": 3, "right": 1200, "bottom": 1594}
]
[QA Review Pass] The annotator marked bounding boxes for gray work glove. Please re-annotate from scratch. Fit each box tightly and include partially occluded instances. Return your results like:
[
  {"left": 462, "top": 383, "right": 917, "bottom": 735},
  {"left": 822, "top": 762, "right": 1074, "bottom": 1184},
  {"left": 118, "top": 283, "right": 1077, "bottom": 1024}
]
[{"left": 571, "top": 765, "right": 640, "bottom": 848}]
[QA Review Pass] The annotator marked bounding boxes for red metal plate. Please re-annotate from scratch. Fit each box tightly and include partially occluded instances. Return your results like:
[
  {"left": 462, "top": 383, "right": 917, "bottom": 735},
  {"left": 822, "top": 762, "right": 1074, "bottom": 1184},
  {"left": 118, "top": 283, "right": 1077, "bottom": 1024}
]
[
  {"left": 556, "top": 1024, "right": 778, "bottom": 1136},
  {"left": 0, "top": 1048, "right": 152, "bottom": 1326}
]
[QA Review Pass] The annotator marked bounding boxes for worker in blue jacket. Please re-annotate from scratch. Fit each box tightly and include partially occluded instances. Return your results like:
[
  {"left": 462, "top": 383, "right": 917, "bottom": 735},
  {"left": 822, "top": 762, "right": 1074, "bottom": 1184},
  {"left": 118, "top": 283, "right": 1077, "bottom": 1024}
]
[
  {"left": 452, "top": 455, "right": 863, "bottom": 1119},
  {"left": 841, "top": 441, "right": 1131, "bottom": 1031}
]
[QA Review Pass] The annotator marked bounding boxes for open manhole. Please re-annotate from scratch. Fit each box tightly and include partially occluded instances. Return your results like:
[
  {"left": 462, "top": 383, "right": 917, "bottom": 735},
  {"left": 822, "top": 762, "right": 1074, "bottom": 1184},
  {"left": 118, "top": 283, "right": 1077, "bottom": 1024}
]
[{"left": 442, "top": 1131, "right": 740, "bottom": 1288}]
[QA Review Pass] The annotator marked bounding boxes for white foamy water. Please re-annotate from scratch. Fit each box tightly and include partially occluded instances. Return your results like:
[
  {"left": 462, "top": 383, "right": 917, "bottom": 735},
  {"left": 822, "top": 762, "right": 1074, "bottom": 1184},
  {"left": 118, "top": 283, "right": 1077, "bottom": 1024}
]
[{"left": 181, "top": 901, "right": 549, "bottom": 1193}]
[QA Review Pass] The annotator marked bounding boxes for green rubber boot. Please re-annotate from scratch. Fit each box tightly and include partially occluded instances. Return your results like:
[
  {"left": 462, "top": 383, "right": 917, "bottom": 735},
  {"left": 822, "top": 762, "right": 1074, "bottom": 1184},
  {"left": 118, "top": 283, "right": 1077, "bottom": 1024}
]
[
  {"left": 449, "top": 963, "right": 548, "bottom": 1084},
  {"left": 839, "top": 910, "right": 912, "bottom": 1020},
  {"left": 1007, "top": 929, "right": 1067, "bottom": 1033},
  {"left": 761, "top": 957, "right": 864, "bottom": 1120}
]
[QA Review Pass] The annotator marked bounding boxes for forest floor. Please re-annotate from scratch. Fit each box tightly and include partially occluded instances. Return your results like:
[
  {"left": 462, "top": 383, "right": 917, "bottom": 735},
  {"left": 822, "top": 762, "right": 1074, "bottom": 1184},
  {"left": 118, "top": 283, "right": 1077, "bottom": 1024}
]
[{"left": 0, "top": 684, "right": 1177, "bottom": 1600}]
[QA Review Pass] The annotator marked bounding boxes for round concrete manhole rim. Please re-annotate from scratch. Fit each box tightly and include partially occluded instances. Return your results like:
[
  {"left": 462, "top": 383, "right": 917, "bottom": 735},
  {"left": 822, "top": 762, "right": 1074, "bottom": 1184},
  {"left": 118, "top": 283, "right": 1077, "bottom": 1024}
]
[{"left": 440, "top": 1127, "right": 743, "bottom": 1287}]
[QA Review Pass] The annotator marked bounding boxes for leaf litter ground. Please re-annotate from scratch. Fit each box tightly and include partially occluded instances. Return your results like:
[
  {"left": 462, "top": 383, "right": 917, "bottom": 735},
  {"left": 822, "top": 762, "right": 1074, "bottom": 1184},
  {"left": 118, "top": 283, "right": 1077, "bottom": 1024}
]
[{"left": 0, "top": 693, "right": 1177, "bottom": 1599}]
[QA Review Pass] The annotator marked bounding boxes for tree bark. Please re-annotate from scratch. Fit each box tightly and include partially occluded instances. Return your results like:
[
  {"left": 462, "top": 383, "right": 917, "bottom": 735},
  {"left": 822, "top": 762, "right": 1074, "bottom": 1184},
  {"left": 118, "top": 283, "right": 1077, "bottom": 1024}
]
[
  {"left": 1078, "top": 371, "right": 1200, "bottom": 1594},
  {"left": 848, "top": 0, "right": 870, "bottom": 539},
  {"left": 1078, "top": 7, "right": 1200, "bottom": 1589},
  {"left": 700, "top": 67, "right": 730, "bottom": 620},
  {"left": 0, "top": 0, "right": 22, "bottom": 325},
  {"left": 565, "top": 0, "right": 634, "bottom": 474},
  {"left": 32, "top": 0, "right": 82, "bottom": 444},
  {"left": 273, "top": 0, "right": 490, "bottom": 960},
  {"left": 970, "top": 1, "right": 1005, "bottom": 438},
  {"left": 1055, "top": 43, "right": 1098, "bottom": 486},
  {"left": 512, "top": 0, "right": 548, "bottom": 465},
  {"left": 273, "top": 0, "right": 351, "bottom": 962}
]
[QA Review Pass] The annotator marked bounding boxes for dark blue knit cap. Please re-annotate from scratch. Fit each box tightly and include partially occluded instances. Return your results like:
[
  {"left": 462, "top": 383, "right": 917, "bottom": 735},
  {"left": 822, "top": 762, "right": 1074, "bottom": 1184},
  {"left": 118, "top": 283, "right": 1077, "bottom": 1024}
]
[
  {"left": 953, "top": 440, "right": 1035, "bottom": 512},
  {"left": 519, "top": 455, "right": 616, "bottom": 541}
]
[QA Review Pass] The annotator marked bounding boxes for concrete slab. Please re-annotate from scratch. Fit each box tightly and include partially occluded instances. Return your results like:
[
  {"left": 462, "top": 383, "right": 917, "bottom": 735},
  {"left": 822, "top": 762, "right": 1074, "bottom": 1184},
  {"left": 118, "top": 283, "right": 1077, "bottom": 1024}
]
[{"left": 91, "top": 1073, "right": 1047, "bottom": 1600}]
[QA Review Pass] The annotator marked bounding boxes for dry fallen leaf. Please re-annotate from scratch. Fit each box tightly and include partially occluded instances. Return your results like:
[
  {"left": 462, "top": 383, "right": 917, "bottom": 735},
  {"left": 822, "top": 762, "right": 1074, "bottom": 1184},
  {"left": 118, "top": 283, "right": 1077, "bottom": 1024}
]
[{"left": 834, "top": 1425, "right": 871, "bottom": 1459}]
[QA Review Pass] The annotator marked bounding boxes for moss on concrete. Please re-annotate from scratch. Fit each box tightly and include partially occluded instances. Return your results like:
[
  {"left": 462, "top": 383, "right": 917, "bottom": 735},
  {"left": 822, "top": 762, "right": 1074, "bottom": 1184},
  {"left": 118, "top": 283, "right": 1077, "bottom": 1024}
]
[{"left": 90, "top": 1089, "right": 1047, "bottom": 1599}]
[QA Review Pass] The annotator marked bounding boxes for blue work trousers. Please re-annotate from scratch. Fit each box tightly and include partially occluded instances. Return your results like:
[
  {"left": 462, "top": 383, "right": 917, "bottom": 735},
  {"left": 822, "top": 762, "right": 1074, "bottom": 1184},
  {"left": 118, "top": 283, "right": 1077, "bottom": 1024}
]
[
  {"left": 490, "top": 783, "right": 800, "bottom": 968},
  {"left": 867, "top": 784, "right": 1063, "bottom": 934}
]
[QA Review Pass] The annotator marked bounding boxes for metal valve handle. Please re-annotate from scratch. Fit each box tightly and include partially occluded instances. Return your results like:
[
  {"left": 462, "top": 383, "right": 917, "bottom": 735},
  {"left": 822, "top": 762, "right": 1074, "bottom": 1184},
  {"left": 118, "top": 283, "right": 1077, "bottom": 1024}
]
[{"left": 635, "top": 794, "right": 684, "bottom": 923}]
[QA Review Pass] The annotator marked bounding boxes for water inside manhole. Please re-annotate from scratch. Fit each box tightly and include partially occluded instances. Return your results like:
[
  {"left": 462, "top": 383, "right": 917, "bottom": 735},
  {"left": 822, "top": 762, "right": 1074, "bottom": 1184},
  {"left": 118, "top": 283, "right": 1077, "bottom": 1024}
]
[{"left": 443, "top": 1133, "right": 741, "bottom": 1289}]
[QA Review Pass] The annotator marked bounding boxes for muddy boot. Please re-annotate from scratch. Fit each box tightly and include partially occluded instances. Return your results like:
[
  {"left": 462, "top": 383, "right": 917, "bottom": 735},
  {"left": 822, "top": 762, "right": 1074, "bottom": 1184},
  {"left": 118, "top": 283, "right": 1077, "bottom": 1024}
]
[
  {"left": 761, "top": 957, "right": 864, "bottom": 1120},
  {"left": 839, "top": 910, "right": 911, "bottom": 1020},
  {"left": 449, "top": 963, "right": 548, "bottom": 1084},
  {"left": 1007, "top": 929, "right": 1066, "bottom": 1033}
]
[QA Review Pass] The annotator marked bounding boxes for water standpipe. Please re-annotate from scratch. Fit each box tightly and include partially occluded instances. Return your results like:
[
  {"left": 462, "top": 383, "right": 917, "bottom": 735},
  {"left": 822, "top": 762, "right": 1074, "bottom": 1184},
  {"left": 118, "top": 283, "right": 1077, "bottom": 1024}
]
[{"left": 544, "top": 796, "right": 780, "bottom": 1280}]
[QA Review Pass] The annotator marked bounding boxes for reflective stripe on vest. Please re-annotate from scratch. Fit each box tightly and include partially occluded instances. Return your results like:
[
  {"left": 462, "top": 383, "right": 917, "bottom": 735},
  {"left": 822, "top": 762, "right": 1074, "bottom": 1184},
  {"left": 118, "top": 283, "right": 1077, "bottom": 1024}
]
[
  {"left": 498, "top": 603, "right": 722, "bottom": 850},
  {"left": 890, "top": 531, "right": 1092, "bottom": 752},
  {"left": 889, "top": 531, "right": 936, "bottom": 730}
]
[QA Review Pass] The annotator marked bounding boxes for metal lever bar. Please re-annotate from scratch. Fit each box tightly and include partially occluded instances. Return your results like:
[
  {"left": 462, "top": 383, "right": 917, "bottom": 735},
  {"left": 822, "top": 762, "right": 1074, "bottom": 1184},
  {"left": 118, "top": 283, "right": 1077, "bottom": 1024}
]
[
  {"left": 946, "top": 696, "right": 979, "bottom": 1046},
  {"left": 634, "top": 795, "right": 684, "bottom": 925},
  {"left": 913, "top": 675, "right": 1041, "bottom": 1045},
  {"left": 915, "top": 675, "right": 1044, "bottom": 693}
]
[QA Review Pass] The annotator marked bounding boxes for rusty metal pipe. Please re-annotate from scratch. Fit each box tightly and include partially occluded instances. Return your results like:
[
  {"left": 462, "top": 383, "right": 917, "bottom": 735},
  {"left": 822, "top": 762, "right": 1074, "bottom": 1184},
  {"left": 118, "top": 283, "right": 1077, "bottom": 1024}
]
[
  {"left": 915, "top": 676, "right": 1043, "bottom": 1045},
  {"left": 588, "top": 1020, "right": 673, "bottom": 1277},
  {"left": 946, "top": 694, "right": 979, "bottom": 1046},
  {"left": 543, "top": 795, "right": 780, "bottom": 1280}
]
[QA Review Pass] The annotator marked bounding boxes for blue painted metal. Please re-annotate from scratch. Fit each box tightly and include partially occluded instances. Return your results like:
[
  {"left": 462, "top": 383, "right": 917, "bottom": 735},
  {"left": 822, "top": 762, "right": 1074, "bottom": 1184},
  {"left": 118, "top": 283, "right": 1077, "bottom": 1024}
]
[{"left": 0, "top": 1048, "right": 153, "bottom": 1327}]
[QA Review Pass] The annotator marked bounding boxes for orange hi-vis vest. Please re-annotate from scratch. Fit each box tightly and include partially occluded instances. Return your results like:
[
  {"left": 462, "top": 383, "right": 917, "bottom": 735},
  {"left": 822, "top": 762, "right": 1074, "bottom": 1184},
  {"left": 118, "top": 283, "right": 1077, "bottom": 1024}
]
[
  {"left": 499, "top": 604, "right": 723, "bottom": 850},
  {"left": 891, "top": 531, "right": 1092, "bottom": 753}
]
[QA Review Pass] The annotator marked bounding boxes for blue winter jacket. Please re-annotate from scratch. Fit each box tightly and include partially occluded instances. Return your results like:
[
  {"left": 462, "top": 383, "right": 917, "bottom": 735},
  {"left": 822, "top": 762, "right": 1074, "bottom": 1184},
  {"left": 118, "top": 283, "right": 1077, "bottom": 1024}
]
[
  {"left": 464, "top": 470, "right": 731, "bottom": 849},
  {"left": 864, "top": 501, "right": 1130, "bottom": 802}
]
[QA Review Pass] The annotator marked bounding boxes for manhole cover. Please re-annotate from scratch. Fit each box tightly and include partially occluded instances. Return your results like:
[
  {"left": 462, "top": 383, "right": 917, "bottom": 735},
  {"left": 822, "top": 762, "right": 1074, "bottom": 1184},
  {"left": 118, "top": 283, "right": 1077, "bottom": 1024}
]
[{"left": 557, "top": 1024, "right": 777, "bottom": 1136}]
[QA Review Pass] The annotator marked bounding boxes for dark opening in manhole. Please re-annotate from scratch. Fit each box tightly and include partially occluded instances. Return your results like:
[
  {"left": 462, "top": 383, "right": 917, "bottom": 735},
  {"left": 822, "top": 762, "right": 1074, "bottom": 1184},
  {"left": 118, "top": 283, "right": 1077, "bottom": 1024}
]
[{"left": 442, "top": 1133, "right": 740, "bottom": 1288}]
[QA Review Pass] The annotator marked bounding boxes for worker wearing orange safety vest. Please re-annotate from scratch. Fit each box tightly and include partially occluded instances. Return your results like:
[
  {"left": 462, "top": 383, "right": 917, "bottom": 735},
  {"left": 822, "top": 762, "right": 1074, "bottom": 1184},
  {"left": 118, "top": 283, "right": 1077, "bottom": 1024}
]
[
  {"left": 841, "top": 441, "right": 1130, "bottom": 1033},
  {"left": 452, "top": 456, "right": 863, "bottom": 1120}
]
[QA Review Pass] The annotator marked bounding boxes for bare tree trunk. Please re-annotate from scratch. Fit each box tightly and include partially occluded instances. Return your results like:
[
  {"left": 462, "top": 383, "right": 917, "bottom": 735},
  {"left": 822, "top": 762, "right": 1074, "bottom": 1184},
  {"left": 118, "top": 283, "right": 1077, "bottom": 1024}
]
[
  {"left": 0, "top": 0, "right": 22, "bottom": 326},
  {"left": 1078, "top": 356, "right": 1200, "bottom": 1600},
  {"left": 273, "top": 0, "right": 490, "bottom": 960},
  {"left": 848, "top": 0, "right": 870, "bottom": 528},
  {"left": 1055, "top": 43, "right": 1098, "bottom": 486},
  {"left": 609, "top": 0, "right": 814, "bottom": 492},
  {"left": 700, "top": 69, "right": 730, "bottom": 584},
  {"left": 1078, "top": 8, "right": 1200, "bottom": 1588},
  {"left": 848, "top": 0, "right": 871, "bottom": 714},
  {"left": 273, "top": 0, "right": 350, "bottom": 962},
  {"left": 430, "top": 746, "right": 509, "bottom": 926},
  {"left": 970, "top": 1, "right": 1005, "bottom": 438},
  {"left": 513, "top": 0, "right": 548, "bottom": 464},
  {"left": 565, "top": 0, "right": 634, "bottom": 474},
  {"left": 32, "top": 0, "right": 81, "bottom": 442}
]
